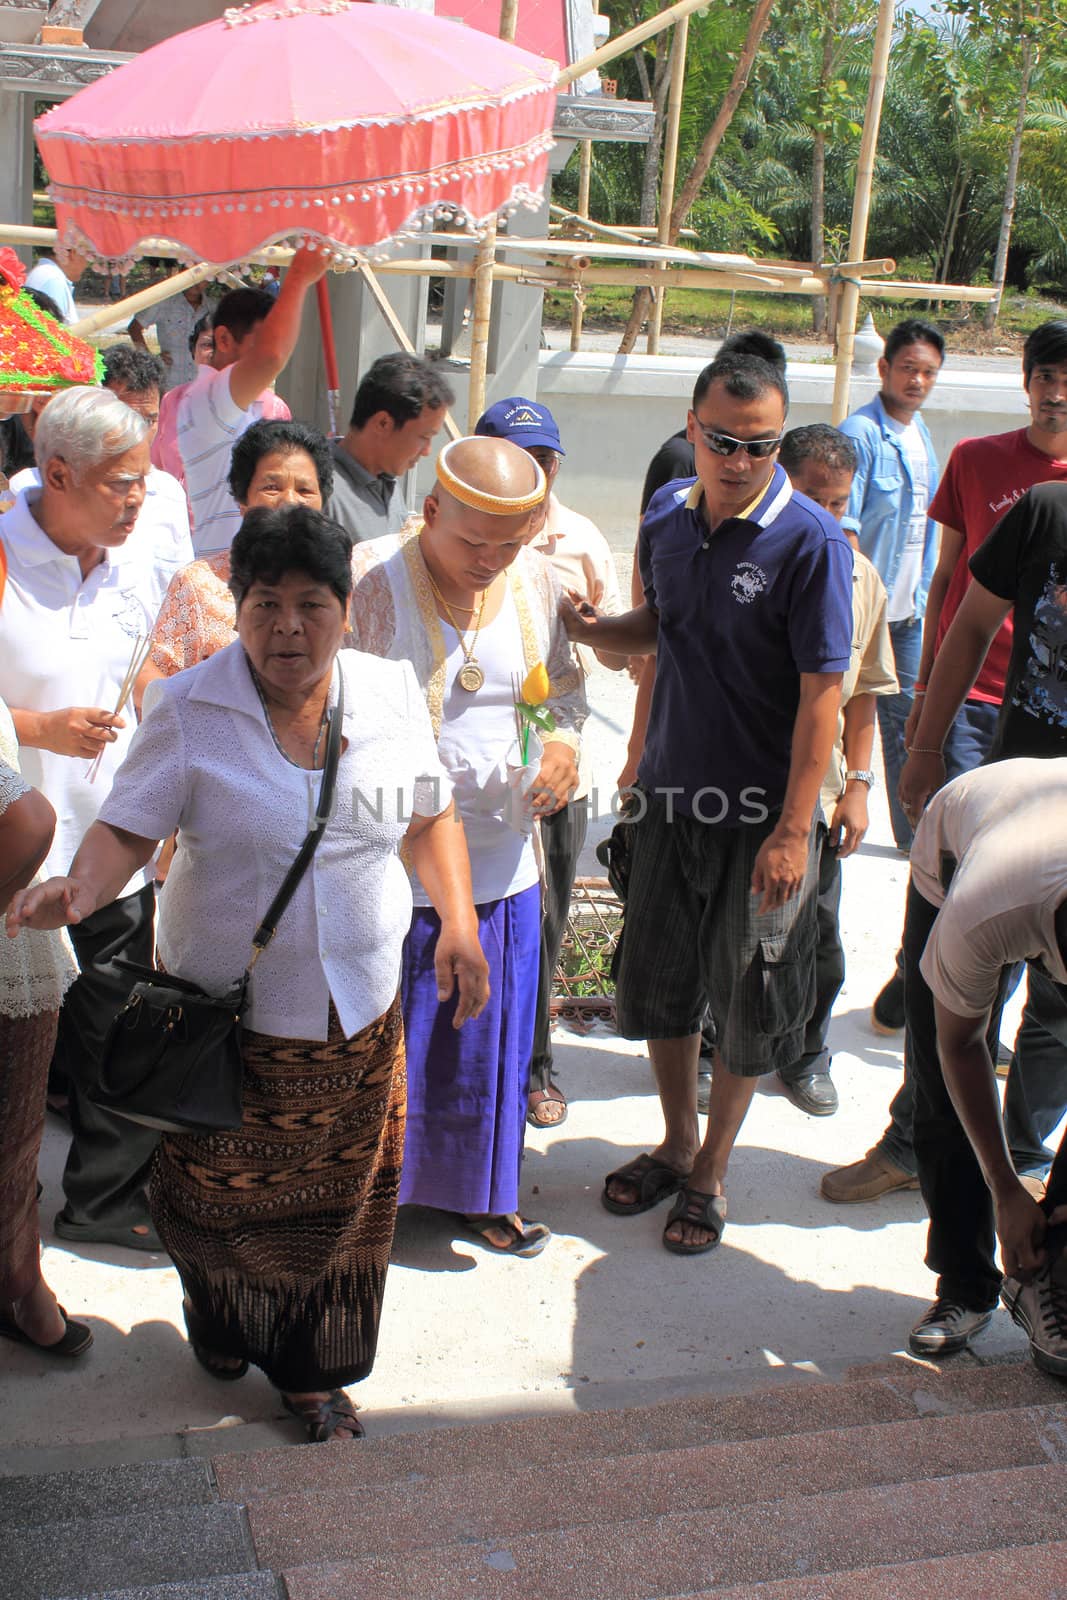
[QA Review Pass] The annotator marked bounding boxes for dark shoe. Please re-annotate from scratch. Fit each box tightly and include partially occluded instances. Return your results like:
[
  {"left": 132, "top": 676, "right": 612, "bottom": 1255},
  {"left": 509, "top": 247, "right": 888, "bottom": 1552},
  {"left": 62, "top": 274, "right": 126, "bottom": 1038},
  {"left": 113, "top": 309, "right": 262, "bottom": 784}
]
[
  {"left": 820, "top": 1148, "right": 919, "bottom": 1203},
  {"left": 779, "top": 1070, "right": 839, "bottom": 1117},
  {"left": 54, "top": 1210, "right": 163, "bottom": 1253},
  {"left": 908, "top": 1297, "right": 994, "bottom": 1357},
  {"left": 188, "top": 1336, "right": 248, "bottom": 1381},
  {"left": 871, "top": 974, "right": 906, "bottom": 1034},
  {"left": 1001, "top": 1260, "right": 1067, "bottom": 1379},
  {"left": 662, "top": 1187, "right": 727, "bottom": 1256},
  {"left": 602, "top": 1153, "right": 690, "bottom": 1216},
  {"left": 282, "top": 1389, "right": 364, "bottom": 1442},
  {"left": 0, "top": 1305, "right": 93, "bottom": 1358}
]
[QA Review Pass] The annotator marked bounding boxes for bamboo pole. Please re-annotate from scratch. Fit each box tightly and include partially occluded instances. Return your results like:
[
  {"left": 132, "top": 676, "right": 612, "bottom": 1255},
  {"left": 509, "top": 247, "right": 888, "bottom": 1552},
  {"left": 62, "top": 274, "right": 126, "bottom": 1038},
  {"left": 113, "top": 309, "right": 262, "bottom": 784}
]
[
  {"left": 467, "top": 0, "right": 520, "bottom": 428},
  {"left": 556, "top": 0, "right": 714, "bottom": 89},
  {"left": 647, "top": 14, "right": 689, "bottom": 355},
  {"left": 356, "top": 261, "right": 462, "bottom": 442},
  {"left": 70, "top": 263, "right": 218, "bottom": 337},
  {"left": 568, "top": 140, "right": 593, "bottom": 351},
  {"left": 830, "top": 0, "right": 896, "bottom": 425}
]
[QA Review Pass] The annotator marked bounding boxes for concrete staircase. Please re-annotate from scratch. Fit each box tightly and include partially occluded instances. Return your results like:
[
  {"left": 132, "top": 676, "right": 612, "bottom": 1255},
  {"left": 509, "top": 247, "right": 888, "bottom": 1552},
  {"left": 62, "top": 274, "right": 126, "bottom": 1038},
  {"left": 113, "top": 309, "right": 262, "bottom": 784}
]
[{"left": 4, "top": 1358, "right": 1066, "bottom": 1600}]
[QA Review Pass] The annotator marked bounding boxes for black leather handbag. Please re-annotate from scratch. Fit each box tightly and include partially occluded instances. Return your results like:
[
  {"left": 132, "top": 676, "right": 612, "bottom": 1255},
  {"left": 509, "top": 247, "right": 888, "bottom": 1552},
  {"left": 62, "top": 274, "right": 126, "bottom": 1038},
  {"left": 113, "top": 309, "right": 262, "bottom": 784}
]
[{"left": 89, "top": 673, "right": 345, "bottom": 1135}]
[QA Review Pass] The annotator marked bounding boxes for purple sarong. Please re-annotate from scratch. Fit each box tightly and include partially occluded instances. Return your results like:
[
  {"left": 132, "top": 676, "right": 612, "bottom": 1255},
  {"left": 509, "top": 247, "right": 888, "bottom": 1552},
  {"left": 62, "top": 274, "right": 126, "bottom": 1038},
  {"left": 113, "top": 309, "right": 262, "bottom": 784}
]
[{"left": 399, "top": 883, "right": 540, "bottom": 1215}]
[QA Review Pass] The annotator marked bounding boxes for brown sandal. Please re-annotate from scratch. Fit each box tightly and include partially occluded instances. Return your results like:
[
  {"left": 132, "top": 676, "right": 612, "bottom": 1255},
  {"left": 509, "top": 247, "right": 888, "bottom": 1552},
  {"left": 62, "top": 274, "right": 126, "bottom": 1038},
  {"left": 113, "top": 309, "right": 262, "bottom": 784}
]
[
  {"left": 527, "top": 1084, "right": 568, "bottom": 1128},
  {"left": 282, "top": 1389, "right": 364, "bottom": 1442}
]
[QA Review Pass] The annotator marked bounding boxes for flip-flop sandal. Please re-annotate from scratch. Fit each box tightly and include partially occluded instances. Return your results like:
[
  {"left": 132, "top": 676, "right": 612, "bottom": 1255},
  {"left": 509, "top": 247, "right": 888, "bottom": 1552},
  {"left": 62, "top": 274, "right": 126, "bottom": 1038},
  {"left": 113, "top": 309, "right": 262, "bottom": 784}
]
[
  {"left": 282, "top": 1389, "right": 364, "bottom": 1443},
  {"left": 189, "top": 1338, "right": 248, "bottom": 1381},
  {"left": 527, "top": 1085, "right": 568, "bottom": 1128},
  {"left": 602, "top": 1152, "right": 691, "bottom": 1216},
  {"left": 662, "top": 1187, "right": 728, "bottom": 1256},
  {"left": 464, "top": 1214, "right": 551, "bottom": 1257},
  {"left": 0, "top": 1305, "right": 93, "bottom": 1357},
  {"left": 53, "top": 1212, "right": 163, "bottom": 1253}
]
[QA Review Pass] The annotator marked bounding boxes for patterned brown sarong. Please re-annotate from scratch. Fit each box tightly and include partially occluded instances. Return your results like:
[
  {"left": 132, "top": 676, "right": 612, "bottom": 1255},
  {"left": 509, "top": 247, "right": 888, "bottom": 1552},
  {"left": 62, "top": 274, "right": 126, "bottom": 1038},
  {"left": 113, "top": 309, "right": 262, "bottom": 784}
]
[
  {"left": 0, "top": 1010, "right": 58, "bottom": 1304},
  {"left": 150, "top": 997, "right": 405, "bottom": 1391}
]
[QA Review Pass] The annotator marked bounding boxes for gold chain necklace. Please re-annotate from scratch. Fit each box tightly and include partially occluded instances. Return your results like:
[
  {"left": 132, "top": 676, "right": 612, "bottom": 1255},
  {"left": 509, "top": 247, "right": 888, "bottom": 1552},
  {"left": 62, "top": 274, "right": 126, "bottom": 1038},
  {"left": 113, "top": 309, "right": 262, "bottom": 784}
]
[{"left": 425, "top": 569, "right": 489, "bottom": 692}]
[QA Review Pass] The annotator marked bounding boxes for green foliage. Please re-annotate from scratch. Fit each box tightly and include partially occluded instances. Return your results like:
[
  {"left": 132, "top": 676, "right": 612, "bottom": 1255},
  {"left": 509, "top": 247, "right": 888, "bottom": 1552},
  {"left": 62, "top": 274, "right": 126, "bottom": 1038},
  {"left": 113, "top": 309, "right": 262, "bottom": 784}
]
[{"left": 566, "top": 0, "right": 1067, "bottom": 297}]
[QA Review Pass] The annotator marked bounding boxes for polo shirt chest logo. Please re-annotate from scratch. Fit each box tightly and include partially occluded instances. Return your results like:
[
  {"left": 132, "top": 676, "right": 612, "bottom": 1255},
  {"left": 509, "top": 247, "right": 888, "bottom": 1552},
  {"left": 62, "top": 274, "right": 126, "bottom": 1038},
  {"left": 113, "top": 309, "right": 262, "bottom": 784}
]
[{"left": 730, "top": 561, "right": 768, "bottom": 605}]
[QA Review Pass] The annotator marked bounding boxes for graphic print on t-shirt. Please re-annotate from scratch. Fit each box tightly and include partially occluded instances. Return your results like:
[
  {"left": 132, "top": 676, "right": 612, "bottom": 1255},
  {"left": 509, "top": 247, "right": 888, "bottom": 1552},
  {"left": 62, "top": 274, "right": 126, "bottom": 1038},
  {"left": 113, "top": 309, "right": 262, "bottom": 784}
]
[{"left": 1016, "top": 562, "right": 1067, "bottom": 734}]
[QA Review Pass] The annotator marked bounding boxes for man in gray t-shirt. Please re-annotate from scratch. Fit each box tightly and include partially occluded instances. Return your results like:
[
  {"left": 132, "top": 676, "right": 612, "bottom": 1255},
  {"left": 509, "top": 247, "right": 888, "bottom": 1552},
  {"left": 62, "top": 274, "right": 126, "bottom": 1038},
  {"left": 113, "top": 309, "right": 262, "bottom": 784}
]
[{"left": 327, "top": 354, "right": 453, "bottom": 543}]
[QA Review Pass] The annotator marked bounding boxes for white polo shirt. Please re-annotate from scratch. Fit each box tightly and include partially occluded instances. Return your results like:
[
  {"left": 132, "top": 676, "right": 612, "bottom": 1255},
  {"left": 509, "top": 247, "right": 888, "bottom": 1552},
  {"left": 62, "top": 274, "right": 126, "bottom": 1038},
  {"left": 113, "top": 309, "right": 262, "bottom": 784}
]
[
  {"left": 100, "top": 642, "right": 453, "bottom": 1040},
  {"left": 177, "top": 365, "right": 272, "bottom": 556},
  {"left": 0, "top": 490, "right": 169, "bottom": 890},
  {"left": 10, "top": 465, "right": 193, "bottom": 620},
  {"left": 25, "top": 258, "right": 77, "bottom": 323}
]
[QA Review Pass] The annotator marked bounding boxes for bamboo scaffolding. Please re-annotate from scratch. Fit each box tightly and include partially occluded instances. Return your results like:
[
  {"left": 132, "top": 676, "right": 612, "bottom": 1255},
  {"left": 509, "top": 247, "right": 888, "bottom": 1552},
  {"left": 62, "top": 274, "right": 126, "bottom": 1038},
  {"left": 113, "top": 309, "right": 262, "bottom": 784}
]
[
  {"left": 556, "top": 0, "right": 715, "bottom": 89},
  {"left": 647, "top": 14, "right": 689, "bottom": 355},
  {"left": 466, "top": 0, "right": 520, "bottom": 428},
  {"left": 831, "top": 0, "right": 897, "bottom": 423}
]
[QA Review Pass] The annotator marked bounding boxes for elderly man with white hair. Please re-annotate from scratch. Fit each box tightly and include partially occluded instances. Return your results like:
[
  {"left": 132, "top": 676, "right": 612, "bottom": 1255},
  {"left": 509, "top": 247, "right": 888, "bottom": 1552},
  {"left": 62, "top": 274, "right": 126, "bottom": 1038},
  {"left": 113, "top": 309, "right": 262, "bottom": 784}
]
[{"left": 0, "top": 386, "right": 169, "bottom": 1252}]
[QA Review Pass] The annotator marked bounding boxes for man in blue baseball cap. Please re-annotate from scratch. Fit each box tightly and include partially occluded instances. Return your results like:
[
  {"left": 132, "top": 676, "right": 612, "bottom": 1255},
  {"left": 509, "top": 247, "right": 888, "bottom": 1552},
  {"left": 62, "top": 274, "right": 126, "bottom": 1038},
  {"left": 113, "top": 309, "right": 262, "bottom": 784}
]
[{"left": 476, "top": 396, "right": 627, "bottom": 1130}]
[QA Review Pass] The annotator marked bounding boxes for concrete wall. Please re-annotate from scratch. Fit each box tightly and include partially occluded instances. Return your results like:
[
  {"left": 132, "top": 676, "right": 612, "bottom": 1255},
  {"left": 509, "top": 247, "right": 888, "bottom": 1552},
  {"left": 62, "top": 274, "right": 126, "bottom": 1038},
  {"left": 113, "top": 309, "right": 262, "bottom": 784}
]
[{"left": 538, "top": 350, "right": 1032, "bottom": 540}]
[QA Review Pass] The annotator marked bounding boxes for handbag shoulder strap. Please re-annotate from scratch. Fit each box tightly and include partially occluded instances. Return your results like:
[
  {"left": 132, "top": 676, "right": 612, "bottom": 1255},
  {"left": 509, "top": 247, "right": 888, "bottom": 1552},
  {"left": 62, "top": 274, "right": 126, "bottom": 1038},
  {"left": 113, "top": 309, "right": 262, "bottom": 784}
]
[{"left": 248, "top": 666, "right": 345, "bottom": 967}]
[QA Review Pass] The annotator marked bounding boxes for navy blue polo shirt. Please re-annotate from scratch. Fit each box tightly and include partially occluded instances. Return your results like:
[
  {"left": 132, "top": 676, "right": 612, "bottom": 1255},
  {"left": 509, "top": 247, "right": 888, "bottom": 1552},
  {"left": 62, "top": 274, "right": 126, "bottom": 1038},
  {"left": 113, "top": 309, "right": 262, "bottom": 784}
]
[{"left": 637, "top": 465, "right": 854, "bottom": 824}]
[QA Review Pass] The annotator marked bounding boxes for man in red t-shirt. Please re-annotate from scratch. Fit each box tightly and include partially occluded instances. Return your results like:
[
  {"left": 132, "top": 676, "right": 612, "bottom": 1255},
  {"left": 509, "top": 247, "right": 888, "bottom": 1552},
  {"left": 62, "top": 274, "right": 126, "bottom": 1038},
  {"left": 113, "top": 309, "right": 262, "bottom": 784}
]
[
  {"left": 824, "top": 320, "right": 1067, "bottom": 1206},
  {"left": 868, "top": 320, "right": 1067, "bottom": 1035}
]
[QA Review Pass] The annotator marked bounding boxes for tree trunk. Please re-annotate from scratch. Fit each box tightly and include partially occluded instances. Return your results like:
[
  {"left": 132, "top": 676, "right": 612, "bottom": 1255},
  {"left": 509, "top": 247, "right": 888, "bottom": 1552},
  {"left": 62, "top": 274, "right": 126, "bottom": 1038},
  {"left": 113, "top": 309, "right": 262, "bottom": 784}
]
[
  {"left": 811, "top": 129, "right": 828, "bottom": 334},
  {"left": 617, "top": 0, "right": 776, "bottom": 353},
  {"left": 668, "top": 0, "right": 777, "bottom": 237},
  {"left": 939, "top": 164, "right": 970, "bottom": 283},
  {"left": 617, "top": 36, "right": 671, "bottom": 353},
  {"left": 984, "top": 35, "right": 1034, "bottom": 329},
  {"left": 810, "top": 13, "right": 836, "bottom": 335}
]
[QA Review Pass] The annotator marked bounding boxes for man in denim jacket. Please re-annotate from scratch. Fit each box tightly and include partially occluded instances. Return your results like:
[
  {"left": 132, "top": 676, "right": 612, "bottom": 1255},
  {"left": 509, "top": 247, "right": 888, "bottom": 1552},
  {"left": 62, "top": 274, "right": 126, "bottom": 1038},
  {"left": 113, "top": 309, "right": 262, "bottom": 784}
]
[{"left": 838, "top": 319, "right": 943, "bottom": 849}]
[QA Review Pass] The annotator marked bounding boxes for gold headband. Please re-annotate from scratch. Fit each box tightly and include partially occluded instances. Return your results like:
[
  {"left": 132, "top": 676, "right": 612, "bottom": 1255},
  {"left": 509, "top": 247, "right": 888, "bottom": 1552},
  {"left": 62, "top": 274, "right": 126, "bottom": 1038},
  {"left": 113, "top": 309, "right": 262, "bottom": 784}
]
[{"left": 435, "top": 438, "right": 546, "bottom": 515}]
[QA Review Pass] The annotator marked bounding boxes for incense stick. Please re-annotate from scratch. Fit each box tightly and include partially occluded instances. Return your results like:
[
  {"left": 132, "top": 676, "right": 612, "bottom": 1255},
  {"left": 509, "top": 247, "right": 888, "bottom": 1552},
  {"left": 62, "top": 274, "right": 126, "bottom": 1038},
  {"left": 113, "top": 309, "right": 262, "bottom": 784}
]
[{"left": 86, "top": 632, "right": 153, "bottom": 784}]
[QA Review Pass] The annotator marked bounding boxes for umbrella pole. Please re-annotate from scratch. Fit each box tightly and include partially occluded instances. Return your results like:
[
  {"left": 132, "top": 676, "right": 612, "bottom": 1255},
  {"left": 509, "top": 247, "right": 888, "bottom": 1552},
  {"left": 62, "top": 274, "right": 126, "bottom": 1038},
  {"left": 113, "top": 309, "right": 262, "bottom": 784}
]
[
  {"left": 830, "top": 0, "right": 895, "bottom": 425},
  {"left": 316, "top": 278, "right": 342, "bottom": 438},
  {"left": 467, "top": 0, "right": 520, "bottom": 430}
]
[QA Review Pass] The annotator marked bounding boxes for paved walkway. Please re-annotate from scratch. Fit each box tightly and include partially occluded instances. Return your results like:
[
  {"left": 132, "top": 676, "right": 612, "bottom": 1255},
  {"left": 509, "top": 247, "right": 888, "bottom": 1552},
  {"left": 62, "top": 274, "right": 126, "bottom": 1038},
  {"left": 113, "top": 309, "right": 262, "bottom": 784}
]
[{"left": 0, "top": 608, "right": 1048, "bottom": 1477}]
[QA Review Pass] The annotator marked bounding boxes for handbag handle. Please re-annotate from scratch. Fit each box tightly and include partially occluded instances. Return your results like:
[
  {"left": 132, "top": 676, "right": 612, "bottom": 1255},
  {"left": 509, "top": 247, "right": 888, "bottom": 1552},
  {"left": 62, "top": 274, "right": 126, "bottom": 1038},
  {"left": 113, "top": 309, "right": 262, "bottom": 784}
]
[{"left": 248, "top": 665, "right": 345, "bottom": 968}]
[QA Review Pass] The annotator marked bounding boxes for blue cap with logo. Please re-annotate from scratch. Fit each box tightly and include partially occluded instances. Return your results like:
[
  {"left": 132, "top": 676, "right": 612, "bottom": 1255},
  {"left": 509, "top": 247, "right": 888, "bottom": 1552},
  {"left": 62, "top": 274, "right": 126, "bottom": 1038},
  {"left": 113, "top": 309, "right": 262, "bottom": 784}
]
[{"left": 474, "top": 396, "right": 565, "bottom": 455}]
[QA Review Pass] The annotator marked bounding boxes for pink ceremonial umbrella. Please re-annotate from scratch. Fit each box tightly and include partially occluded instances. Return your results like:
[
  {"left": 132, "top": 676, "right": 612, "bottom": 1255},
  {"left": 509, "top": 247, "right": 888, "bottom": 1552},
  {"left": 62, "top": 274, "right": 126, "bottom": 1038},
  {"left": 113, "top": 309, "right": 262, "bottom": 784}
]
[{"left": 33, "top": 0, "right": 558, "bottom": 271}]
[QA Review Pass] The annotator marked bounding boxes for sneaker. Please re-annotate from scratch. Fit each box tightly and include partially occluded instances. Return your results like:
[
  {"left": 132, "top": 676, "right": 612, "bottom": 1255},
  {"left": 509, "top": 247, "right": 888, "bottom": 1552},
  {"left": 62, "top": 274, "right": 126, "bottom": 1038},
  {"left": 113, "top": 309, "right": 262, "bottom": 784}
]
[
  {"left": 820, "top": 1148, "right": 919, "bottom": 1203},
  {"left": 908, "top": 1298, "right": 994, "bottom": 1357},
  {"left": 779, "top": 1070, "right": 839, "bottom": 1117},
  {"left": 1000, "top": 1259, "right": 1067, "bottom": 1379},
  {"left": 871, "top": 974, "right": 905, "bottom": 1034}
]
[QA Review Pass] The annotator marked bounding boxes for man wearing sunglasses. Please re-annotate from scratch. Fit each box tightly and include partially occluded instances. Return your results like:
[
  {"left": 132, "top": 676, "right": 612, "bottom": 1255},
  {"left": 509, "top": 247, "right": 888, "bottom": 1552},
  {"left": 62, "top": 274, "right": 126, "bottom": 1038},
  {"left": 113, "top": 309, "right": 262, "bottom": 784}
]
[{"left": 562, "top": 352, "right": 853, "bottom": 1255}]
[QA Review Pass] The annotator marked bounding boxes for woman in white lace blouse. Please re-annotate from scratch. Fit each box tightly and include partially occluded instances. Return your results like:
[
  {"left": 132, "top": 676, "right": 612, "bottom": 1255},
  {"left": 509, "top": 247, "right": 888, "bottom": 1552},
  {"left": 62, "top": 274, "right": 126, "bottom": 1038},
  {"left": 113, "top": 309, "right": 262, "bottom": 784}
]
[{"left": 0, "top": 700, "right": 85, "bottom": 1356}]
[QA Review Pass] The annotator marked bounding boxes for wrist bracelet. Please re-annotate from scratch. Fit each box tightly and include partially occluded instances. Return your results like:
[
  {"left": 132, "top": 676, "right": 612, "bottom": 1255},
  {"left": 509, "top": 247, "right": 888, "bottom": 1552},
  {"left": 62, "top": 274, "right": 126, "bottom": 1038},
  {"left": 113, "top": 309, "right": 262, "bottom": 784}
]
[
  {"left": 912, "top": 684, "right": 927, "bottom": 695},
  {"left": 908, "top": 745, "right": 943, "bottom": 756}
]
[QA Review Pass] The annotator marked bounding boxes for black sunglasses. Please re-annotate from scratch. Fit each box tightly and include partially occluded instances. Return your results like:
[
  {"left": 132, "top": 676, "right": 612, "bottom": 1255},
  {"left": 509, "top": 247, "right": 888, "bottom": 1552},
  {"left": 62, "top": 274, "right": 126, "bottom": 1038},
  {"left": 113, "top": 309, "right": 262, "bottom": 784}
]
[{"left": 696, "top": 426, "right": 783, "bottom": 460}]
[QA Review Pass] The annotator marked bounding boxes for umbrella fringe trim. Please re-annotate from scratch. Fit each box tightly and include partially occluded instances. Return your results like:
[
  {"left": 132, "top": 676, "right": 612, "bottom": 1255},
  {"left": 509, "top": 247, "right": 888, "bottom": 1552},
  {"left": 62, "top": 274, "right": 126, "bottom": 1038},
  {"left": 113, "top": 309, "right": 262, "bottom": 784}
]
[
  {"left": 55, "top": 185, "right": 549, "bottom": 275},
  {"left": 45, "top": 136, "right": 554, "bottom": 220},
  {"left": 36, "top": 76, "right": 557, "bottom": 146}
]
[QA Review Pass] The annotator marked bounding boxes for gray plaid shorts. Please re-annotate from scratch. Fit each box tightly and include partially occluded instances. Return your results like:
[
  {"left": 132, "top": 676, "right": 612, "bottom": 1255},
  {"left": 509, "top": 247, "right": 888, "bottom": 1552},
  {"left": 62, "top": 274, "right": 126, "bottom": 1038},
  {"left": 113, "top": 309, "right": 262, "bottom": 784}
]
[{"left": 614, "top": 793, "right": 819, "bottom": 1076}]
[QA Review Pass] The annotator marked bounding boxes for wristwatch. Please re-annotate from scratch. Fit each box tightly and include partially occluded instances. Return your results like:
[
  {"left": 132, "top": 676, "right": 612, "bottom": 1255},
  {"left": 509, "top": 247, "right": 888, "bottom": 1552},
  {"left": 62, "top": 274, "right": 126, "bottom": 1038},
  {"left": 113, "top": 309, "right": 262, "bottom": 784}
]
[{"left": 844, "top": 769, "right": 877, "bottom": 788}]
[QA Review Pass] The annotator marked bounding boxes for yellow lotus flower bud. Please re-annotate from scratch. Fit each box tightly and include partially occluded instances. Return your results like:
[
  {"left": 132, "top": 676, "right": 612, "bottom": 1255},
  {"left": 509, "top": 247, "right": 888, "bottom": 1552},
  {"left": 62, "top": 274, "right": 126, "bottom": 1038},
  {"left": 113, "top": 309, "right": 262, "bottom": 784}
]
[{"left": 521, "top": 661, "right": 550, "bottom": 705}]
